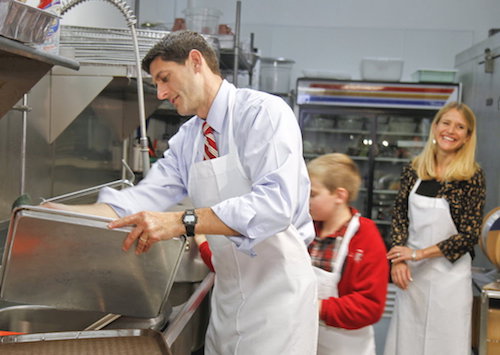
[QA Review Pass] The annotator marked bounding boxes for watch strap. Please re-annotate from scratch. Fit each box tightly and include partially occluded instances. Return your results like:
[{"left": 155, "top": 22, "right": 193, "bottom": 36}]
[{"left": 182, "top": 209, "right": 197, "bottom": 237}]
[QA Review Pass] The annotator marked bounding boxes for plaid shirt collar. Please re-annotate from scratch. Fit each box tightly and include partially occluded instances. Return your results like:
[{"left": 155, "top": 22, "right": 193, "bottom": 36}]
[
  {"left": 309, "top": 207, "right": 359, "bottom": 272},
  {"left": 313, "top": 207, "right": 358, "bottom": 239}
]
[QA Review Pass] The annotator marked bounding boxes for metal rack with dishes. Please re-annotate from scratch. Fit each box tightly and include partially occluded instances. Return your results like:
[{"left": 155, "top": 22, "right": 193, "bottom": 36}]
[
  {"left": 370, "top": 114, "right": 430, "bottom": 240},
  {"left": 296, "top": 78, "right": 461, "bottom": 248},
  {"left": 301, "top": 109, "right": 372, "bottom": 215}
]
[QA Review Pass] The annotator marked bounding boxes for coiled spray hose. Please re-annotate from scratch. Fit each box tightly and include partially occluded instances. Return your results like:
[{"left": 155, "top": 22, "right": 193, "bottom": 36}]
[{"left": 61, "top": 0, "right": 150, "bottom": 174}]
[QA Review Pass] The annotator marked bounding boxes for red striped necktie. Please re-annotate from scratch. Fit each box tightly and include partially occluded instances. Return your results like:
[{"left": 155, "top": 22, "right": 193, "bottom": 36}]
[{"left": 202, "top": 121, "right": 219, "bottom": 160}]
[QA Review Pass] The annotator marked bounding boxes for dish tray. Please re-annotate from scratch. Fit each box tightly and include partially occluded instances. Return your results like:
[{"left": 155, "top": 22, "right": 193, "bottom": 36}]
[
  {"left": 0, "top": 329, "right": 173, "bottom": 355},
  {"left": 0, "top": 206, "right": 186, "bottom": 318},
  {"left": 0, "top": 0, "right": 57, "bottom": 44}
]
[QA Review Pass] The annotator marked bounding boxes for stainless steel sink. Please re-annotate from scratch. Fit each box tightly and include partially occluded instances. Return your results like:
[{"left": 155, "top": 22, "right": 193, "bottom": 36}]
[
  {"left": 175, "top": 237, "right": 211, "bottom": 283},
  {"left": 0, "top": 273, "right": 214, "bottom": 355},
  {"left": 0, "top": 213, "right": 210, "bottom": 352},
  {"left": 0, "top": 281, "right": 211, "bottom": 354},
  {"left": 0, "top": 279, "right": 207, "bottom": 333},
  {"left": 0, "top": 301, "right": 170, "bottom": 333}
]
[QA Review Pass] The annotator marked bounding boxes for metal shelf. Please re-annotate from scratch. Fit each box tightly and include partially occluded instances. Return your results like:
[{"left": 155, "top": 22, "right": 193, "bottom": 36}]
[
  {"left": 373, "top": 189, "right": 398, "bottom": 195},
  {"left": 303, "top": 127, "right": 370, "bottom": 135},
  {"left": 0, "top": 36, "right": 79, "bottom": 119},
  {"left": 0, "top": 36, "right": 79, "bottom": 70},
  {"left": 376, "top": 130, "right": 427, "bottom": 137},
  {"left": 374, "top": 157, "right": 411, "bottom": 163},
  {"left": 303, "top": 153, "right": 370, "bottom": 161}
]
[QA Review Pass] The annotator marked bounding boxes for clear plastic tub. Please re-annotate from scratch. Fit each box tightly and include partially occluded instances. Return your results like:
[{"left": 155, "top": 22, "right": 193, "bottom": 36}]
[
  {"left": 259, "top": 57, "right": 295, "bottom": 94},
  {"left": 183, "top": 7, "right": 221, "bottom": 35},
  {"left": 361, "top": 57, "right": 404, "bottom": 82}
]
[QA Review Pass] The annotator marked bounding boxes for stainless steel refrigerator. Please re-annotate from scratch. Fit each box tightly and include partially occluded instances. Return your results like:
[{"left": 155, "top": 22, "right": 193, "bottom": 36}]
[{"left": 455, "top": 31, "right": 500, "bottom": 217}]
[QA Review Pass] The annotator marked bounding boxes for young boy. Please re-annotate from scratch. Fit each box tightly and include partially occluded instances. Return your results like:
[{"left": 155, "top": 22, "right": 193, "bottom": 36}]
[{"left": 307, "top": 153, "right": 388, "bottom": 355}]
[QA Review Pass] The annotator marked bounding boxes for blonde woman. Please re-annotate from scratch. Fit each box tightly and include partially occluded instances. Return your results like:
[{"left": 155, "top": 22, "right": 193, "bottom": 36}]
[{"left": 384, "top": 102, "right": 486, "bottom": 355}]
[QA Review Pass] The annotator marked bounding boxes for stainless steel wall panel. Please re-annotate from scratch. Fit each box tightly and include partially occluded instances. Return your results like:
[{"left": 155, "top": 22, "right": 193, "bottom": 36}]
[
  {"left": 0, "top": 109, "right": 23, "bottom": 219},
  {"left": 0, "top": 65, "right": 163, "bottom": 220},
  {"left": 455, "top": 33, "right": 500, "bottom": 214},
  {"left": 455, "top": 33, "right": 500, "bottom": 270},
  {"left": 50, "top": 74, "right": 113, "bottom": 143}
]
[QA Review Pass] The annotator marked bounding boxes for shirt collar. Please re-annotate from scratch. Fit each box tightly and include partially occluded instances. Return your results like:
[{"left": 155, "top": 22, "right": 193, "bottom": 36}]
[
  {"left": 314, "top": 207, "right": 359, "bottom": 239},
  {"left": 202, "top": 79, "right": 232, "bottom": 133}
]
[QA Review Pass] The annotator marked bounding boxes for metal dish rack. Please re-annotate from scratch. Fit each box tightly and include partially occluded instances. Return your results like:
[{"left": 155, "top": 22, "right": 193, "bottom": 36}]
[{"left": 60, "top": 25, "right": 168, "bottom": 65}]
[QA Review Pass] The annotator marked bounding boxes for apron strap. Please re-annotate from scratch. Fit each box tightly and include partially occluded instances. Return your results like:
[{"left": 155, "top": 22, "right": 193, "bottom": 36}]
[{"left": 331, "top": 213, "right": 361, "bottom": 274}]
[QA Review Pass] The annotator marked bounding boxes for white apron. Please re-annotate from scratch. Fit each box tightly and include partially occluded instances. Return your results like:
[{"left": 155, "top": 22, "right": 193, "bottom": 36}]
[
  {"left": 313, "top": 214, "right": 376, "bottom": 355},
  {"left": 187, "top": 88, "right": 318, "bottom": 355},
  {"left": 384, "top": 179, "right": 472, "bottom": 355}
]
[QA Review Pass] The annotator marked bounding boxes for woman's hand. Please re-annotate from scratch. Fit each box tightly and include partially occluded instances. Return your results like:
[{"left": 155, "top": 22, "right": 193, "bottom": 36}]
[
  {"left": 390, "top": 262, "right": 413, "bottom": 290},
  {"left": 387, "top": 246, "right": 416, "bottom": 263}
]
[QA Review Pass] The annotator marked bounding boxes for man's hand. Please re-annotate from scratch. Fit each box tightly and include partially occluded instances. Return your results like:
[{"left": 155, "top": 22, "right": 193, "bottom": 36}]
[{"left": 108, "top": 211, "right": 184, "bottom": 254}]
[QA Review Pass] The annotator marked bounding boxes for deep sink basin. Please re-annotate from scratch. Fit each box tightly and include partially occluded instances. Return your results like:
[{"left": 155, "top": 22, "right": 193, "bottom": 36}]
[
  {"left": 0, "top": 220, "right": 210, "bottom": 347},
  {"left": 0, "top": 301, "right": 170, "bottom": 333},
  {"left": 0, "top": 278, "right": 208, "bottom": 335}
]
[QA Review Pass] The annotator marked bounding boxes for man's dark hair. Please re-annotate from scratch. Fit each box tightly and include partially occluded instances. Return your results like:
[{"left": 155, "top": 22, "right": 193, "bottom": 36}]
[{"left": 142, "top": 30, "right": 220, "bottom": 75}]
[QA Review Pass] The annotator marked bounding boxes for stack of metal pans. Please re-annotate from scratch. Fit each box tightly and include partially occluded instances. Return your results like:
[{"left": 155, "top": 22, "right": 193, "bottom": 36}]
[
  {"left": 60, "top": 25, "right": 168, "bottom": 65},
  {"left": 60, "top": 25, "right": 220, "bottom": 66}
]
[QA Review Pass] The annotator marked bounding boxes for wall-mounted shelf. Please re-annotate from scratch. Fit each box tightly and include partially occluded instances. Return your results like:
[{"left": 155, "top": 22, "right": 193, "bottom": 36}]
[
  {"left": 0, "top": 36, "right": 80, "bottom": 119},
  {"left": 304, "top": 128, "right": 370, "bottom": 135}
]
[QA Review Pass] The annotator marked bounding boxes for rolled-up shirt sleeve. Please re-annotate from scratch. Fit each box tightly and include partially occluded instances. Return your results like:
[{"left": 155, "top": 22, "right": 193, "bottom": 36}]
[
  {"left": 97, "top": 83, "right": 313, "bottom": 256},
  {"left": 211, "top": 93, "right": 312, "bottom": 253}
]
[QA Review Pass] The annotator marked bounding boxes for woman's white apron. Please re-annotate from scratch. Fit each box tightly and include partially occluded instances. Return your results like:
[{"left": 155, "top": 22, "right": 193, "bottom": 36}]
[
  {"left": 384, "top": 179, "right": 472, "bottom": 355},
  {"left": 313, "top": 214, "right": 376, "bottom": 355},
  {"left": 187, "top": 88, "right": 318, "bottom": 355}
]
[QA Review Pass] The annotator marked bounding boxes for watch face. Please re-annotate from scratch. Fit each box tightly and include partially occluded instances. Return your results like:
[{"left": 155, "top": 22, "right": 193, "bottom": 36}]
[{"left": 184, "top": 215, "right": 196, "bottom": 224}]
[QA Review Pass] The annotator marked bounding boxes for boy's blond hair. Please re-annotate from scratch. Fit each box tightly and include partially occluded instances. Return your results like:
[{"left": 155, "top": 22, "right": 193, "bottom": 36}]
[{"left": 307, "top": 153, "right": 362, "bottom": 202}]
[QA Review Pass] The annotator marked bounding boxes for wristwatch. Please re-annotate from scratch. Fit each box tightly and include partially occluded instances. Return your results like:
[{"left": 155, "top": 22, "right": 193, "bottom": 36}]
[{"left": 181, "top": 209, "right": 197, "bottom": 237}]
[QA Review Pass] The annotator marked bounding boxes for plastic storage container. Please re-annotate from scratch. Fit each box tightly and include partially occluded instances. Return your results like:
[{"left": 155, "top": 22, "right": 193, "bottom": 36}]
[
  {"left": 259, "top": 57, "right": 295, "bottom": 94},
  {"left": 411, "top": 69, "right": 458, "bottom": 83},
  {"left": 183, "top": 7, "right": 221, "bottom": 35},
  {"left": 361, "top": 57, "right": 404, "bottom": 82},
  {"left": 0, "top": 0, "right": 58, "bottom": 44},
  {"left": 35, "top": 0, "right": 61, "bottom": 55}
]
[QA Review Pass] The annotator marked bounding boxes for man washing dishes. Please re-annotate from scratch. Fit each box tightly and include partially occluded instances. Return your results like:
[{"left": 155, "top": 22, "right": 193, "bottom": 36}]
[{"left": 45, "top": 30, "right": 318, "bottom": 354}]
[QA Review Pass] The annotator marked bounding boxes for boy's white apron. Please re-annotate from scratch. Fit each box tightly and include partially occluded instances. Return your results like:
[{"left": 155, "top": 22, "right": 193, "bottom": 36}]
[{"left": 313, "top": 214, "right": 376, "bottom": 355}]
